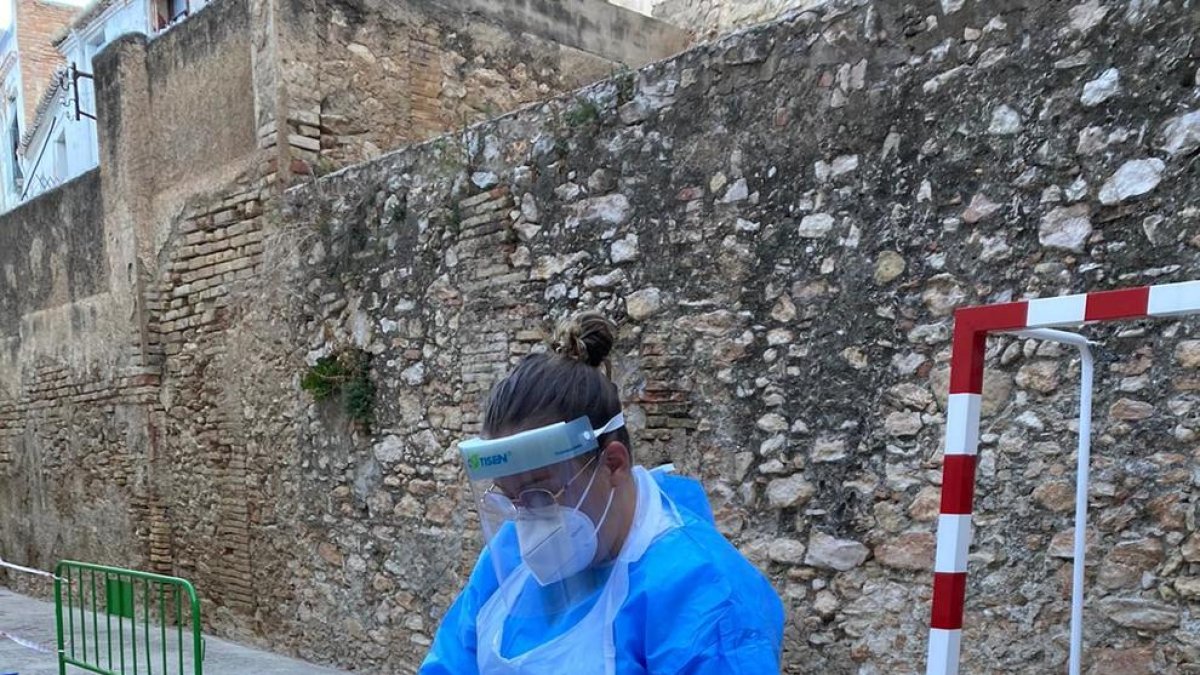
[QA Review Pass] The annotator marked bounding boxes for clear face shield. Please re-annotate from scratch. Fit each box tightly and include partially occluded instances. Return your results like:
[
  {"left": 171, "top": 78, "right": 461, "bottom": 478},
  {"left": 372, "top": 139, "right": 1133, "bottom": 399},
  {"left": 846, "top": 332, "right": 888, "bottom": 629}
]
[{"left": 460, "top": 414, "right": 625, "bottom": 627}]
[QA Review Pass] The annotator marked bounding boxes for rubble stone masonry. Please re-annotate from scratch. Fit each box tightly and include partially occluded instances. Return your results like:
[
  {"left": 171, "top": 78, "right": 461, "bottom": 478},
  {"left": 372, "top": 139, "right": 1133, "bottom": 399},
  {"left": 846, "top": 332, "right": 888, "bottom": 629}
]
[
  {"left": 274, "top": 1, "right": 1200, "bottom": 671},
  {"left": 0, "top": 0, "right": 688, "bottom": 666},
  {"left": 2, "top": 0, "right": 1199, "bottom": 673}
]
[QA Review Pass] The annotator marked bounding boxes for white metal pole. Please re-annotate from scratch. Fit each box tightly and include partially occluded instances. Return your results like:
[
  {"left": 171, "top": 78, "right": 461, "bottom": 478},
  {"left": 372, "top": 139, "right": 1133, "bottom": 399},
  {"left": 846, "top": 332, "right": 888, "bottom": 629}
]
[{"left": 1010, "top": 329, "right": 1094, "bottom": 675}]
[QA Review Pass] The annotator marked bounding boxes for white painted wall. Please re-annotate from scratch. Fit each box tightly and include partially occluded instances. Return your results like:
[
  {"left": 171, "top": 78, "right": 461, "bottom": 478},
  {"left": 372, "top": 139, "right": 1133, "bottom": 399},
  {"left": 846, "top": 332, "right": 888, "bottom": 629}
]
[
  {"left": 0, "top": 14, "right": 26, "bottom": 211},
  {"left": 0, "top": 0, "right": 96, "bottom": 205},
  {"left": 607, "top": 0, "right": 655, "bottom": 15},
  {"left": 644, "top": 0, "right": 829, "bottom": 36}
]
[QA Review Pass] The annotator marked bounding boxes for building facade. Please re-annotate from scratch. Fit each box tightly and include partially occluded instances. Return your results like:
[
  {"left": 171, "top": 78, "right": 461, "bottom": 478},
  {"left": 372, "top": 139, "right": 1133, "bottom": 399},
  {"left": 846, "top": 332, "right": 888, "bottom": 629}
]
[
  {"left": 0, "top": 0, "right": 81, "bottom": 210},
  {"left": 7, "top": 0, "right": 687, "bottom": 211},
  {"left": 18, "top": 0, "right": 212, "bottom": 204}
]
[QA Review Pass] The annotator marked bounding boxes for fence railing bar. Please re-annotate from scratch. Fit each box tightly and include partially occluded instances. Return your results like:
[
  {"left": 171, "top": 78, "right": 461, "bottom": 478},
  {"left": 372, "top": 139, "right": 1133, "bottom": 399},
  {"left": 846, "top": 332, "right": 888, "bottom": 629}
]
[
  {"left": 160, "top": 583, "right": 168, "bottom": 675},
  {"left": 92, "top": 569, "right": 100, "bottom": 665},
  {"left": 176, "top": 585, "right": 183, "bottom": 675},
  {"left": 67, "top": 565, "right": 75, "bottom": 658},
  {"left": 143, "top": 578, "right": 152, "bottom": 675},
  {"left": 107, "top": 572, "right": 114, "bottom": 670},
  {"left": 79, "top": 566, "right": 88, "bottom": 659},
  {"left": 62, "top": 653, "right": 123, "bottom": 675},
  {"left": 54, "top": 561, "right": 203, "bottom": 675}
]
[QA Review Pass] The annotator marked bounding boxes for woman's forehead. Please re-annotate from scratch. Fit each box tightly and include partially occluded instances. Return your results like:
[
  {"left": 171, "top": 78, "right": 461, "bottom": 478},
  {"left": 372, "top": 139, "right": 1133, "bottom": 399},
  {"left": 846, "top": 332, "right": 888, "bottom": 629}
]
[
  {"left": 494, "top": 457, "right": 584, "bottom": 491},
  {"left": 496, "top": 467, "right": 554, "bottom": 489}
]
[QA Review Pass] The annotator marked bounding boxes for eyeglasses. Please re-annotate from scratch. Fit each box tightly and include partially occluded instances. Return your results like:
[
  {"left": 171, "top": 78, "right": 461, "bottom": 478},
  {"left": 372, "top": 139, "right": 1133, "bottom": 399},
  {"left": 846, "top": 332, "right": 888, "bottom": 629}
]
[{"left": 481, "top": 455, "right": 599, "bottom": 515}]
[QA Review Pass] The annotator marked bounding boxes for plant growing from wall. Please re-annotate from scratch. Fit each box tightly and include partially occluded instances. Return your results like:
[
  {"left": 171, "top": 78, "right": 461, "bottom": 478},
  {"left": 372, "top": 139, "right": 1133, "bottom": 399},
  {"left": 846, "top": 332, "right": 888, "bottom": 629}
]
[
  {"left": 448, "top": 201, "right": 463, "bottom": 233},
  {"left": 428, "top": 110, "right": 481, "bottom": 179},
  {"left": 543, "top": 105, "right": 570, "bottom": 159},
  {"left": 313, "top": 156, "right": 340, "bottom": 178},
  {"left": 564, "top": 97, "right": 600, "bottom": 128},
  {"left": 612, "top": 64, "right": 636, "bottom": 106},
  {"left": 301, "top": 347, "right": 375, "bottom": 429}
]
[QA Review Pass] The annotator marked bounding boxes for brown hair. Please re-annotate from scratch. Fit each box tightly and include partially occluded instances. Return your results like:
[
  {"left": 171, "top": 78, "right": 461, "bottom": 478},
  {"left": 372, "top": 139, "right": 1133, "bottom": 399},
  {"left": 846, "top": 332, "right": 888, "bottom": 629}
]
[{"left": 482, "top": 311, "right": 630, "bottom": 453}]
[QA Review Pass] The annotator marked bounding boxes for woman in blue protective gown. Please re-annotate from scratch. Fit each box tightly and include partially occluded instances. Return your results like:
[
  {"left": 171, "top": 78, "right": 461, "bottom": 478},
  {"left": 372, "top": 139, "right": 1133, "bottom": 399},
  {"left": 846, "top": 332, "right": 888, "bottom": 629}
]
[{"left": 419, "top": 312, "right": 785, "bottom": 675}]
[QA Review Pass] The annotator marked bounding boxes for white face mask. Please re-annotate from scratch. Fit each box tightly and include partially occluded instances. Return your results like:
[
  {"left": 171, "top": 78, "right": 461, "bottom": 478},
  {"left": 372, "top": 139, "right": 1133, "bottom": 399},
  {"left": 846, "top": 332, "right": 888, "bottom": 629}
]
[{"left": 516, "top": 460, "right": 615, "bottom": 586}]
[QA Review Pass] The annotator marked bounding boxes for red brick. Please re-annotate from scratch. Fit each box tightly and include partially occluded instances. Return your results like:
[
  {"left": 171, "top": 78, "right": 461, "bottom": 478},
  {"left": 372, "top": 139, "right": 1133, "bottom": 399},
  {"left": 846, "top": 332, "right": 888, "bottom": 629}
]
[{"left": 14, "top": 0, "right": 78, "bottom": 126}]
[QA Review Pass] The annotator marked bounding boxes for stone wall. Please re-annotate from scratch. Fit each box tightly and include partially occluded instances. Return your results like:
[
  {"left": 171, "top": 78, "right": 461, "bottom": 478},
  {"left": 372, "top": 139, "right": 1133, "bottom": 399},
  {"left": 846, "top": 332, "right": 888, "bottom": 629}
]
[
  {"left": 0, "top": 170, "right": 161, "bottom": 587},
  {"left": 126, "top": 0, "right": 681, "bottom": 633},
  {"left": 93, "top": 5, "right": 262, "bottom": 271},
  {"left": 272, "top": 0, "right": 685, "bottom": 173},
  {"left": 2, "top": 0, "right": 1200, "bottom": 673},
  {"left": 653, "top": 0, "right": 827, "bottom": 38},
  {"left": 434, "top": 0, "right": 692, "bottom": 66},
  {"left": 0, "top": 0, "right": 692, "bottom": 651},
  {"left": 260, "top": 0, "right": 1200, "bottom": 672},
  {"left": 0, "top": 171, "right": 105, "bottom": 340},
  {"left": 143, "top": 0, "right": 258, "bottom": 220},
  {"left": 0, "top": 0, "right": 266, "bottom": 604},
  {"left": 142, "top": 177, "right": 269, "bottom": 629}
]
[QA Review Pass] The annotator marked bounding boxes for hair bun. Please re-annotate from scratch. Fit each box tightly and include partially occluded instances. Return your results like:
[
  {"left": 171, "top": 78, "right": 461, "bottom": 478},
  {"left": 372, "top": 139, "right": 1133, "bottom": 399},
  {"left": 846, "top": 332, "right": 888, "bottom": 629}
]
[{"left": 552, "top": 311, "right": 615, "bottom": 369}]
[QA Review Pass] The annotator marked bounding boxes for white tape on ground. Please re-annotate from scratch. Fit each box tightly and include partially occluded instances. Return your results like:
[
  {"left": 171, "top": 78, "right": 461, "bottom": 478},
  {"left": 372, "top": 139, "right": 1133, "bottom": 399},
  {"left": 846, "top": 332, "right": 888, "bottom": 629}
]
[{"left": 0, "top": 628, "right": 57, "bottom": 654}]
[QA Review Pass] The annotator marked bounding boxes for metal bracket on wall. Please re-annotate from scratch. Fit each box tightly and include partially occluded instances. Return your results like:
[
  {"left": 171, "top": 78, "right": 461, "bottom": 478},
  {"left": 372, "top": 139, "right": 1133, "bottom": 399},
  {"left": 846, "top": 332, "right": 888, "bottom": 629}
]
[{"left": 70, "top": 63, "right": 96, "bottom": 122}]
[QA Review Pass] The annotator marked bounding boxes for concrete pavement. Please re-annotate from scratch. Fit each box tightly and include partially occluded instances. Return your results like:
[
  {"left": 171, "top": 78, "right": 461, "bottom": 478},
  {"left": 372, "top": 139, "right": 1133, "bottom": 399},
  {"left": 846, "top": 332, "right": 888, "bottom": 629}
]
[{"left": 0, "top": 587, "right": 349, "bottom": 675}]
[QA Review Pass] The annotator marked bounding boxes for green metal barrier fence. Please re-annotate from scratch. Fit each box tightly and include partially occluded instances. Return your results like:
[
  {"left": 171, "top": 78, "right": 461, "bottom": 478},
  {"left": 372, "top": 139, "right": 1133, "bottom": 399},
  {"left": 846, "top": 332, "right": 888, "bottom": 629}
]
[{"left": 53, "top": 561, "right": 204, "bottom": 675}]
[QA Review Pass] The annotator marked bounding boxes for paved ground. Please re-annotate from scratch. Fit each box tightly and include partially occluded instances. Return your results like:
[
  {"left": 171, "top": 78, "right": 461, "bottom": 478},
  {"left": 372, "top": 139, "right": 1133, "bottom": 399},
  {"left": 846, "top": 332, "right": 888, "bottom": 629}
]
[{"left": 0, "top": 587, "right": 348, "bottom": 675}]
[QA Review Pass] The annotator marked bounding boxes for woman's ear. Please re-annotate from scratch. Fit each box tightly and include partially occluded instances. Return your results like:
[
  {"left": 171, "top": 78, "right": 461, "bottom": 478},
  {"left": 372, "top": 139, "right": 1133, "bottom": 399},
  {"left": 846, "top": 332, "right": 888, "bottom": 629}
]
[{"left": 601, "top": 441, "right": 632, "bottom": 483}]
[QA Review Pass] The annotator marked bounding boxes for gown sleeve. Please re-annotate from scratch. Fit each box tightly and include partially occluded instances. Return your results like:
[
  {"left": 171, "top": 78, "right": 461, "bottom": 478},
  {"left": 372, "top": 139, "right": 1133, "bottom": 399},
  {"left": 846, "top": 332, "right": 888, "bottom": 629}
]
[
  {"left": 639, "top": 478, "right": 785, "bottom": 675},
  {"left": 639, "top": 539, "right": 785, "bottom": 675},
  {"left": 670, "top": 604, "right": 783, "bottom": 675},
  {"left": 646, "top": 595, "right": 783, "bottom": 674}
]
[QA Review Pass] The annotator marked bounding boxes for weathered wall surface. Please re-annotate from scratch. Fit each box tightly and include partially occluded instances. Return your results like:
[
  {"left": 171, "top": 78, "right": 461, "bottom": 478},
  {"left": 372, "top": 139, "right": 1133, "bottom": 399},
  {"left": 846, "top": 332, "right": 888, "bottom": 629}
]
[
  {"left": 0, "top": 171, "right": 106, "bottom": 340},
  {"left": 0, "top": 0, "right": 265, "bottom": 599},
  {"left": 653, "top": 0, "right": 827, "bottom": 38},
  {"left": 257, "top": 0, "right": 1200, "bottom": 672},
  {"left": 3, "top": 0, "right": 1200, "bottom": 673},
  {"left": 435, "top": 0, "right": 691, "bottom": 67},
  {"left": 0, "top": 169, "right": 160, "bottom": 588},
  {"left": 0, "top": 0, "right": 695, "bottom": 652},
  {"left": 143, "top": 0, "right": 258, "bottom": 222},
  {"left": 273, "top": 0, "right": 676, "bottom": 174}
]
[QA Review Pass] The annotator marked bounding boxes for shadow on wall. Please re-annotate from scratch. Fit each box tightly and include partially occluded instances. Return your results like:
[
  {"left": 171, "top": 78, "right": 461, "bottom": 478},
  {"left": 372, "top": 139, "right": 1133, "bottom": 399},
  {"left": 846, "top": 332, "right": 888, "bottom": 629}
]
[{"left": 0, "top": 170, "right": 106, "bottom": 341}]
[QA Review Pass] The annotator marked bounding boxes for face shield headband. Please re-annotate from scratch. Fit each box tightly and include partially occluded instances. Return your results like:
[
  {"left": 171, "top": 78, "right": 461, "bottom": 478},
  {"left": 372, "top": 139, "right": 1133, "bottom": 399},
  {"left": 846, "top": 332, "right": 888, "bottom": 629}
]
[{"left": 460, "top": 413, "right": 626, "bottom": 482}]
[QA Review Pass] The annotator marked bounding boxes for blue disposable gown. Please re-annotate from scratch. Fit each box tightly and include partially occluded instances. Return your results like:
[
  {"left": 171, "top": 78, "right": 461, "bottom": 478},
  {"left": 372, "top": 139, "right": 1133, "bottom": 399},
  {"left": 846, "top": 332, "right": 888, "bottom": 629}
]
[{"left": 419, "top": 471, "right": 785, "bottom": 674}]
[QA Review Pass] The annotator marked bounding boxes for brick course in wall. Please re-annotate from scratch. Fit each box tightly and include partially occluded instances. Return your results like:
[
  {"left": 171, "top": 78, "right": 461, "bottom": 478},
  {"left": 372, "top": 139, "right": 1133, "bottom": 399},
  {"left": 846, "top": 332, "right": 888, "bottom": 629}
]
[
  {"left": 4, "top": 0, "right": 1198, "bottom": 673},
  {"left": 150, "top": 172, "right": 269, "bottom": 628},
  {"left": 267, "top": 1, "right": 1200, "bottom": 671},
  {"left": 0, "top": 0, "right": 685, "bottom": 629}
]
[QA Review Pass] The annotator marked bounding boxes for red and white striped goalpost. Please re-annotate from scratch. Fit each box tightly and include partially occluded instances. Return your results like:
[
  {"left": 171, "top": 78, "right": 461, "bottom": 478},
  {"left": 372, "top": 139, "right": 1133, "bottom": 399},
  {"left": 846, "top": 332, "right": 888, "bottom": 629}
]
[{"left": 925, "top": 280, "right": 1200, "bottom": 675}]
